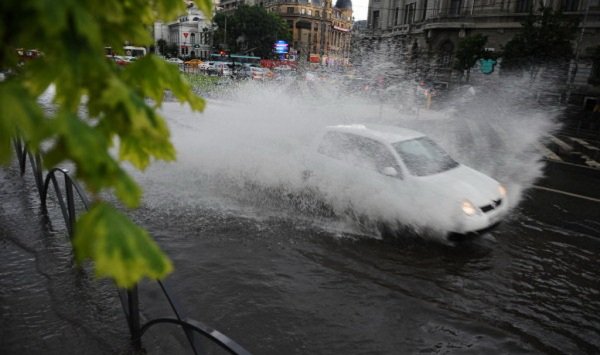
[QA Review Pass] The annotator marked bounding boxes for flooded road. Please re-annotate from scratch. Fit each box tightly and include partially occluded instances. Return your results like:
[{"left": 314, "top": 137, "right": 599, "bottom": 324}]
[
  {"left": 2, "top": 83, "right": 600, "bottom": 354},
  {"left": 129, "top": 186, "right": 600, "bottom": 354}
]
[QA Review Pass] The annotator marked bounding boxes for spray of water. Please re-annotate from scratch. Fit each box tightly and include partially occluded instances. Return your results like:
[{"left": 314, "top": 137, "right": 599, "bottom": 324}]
[{"left": 133, "top": 59, "right": 561, "bottom": 240}]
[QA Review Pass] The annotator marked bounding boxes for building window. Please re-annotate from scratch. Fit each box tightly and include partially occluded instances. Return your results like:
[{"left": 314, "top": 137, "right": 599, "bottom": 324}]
[
  {"left": 308, "top": 9, "right": 312, "bottom": 15},
  {"left": 315, "top": 10, "right": 320, "bottom": 17},
  {"left": 449, "top": 0, "right": 461, "bottom": 15},
  {"left": 422, "top": 0, "right": 428, "bottom": 20},
  {"left": 561, "top": 0, "right": 579, "bottom": 11},
  {"left": 394, "top": 8, "right": 399, "bottom": 25},
  {"left": 287, "top": 7, "right": 294, "bottom": 14},
  {"left": 190, "top": 33, "right": 196, "bottom": 44},
  {"left": 515, "top": 0, "right": 532, "bottom": 12},
  {"left": 404, "top": 3, "right": 416, "bottom": 24},
  {"left": 301, "top": 8, "right": 306, "bottom": 15}
]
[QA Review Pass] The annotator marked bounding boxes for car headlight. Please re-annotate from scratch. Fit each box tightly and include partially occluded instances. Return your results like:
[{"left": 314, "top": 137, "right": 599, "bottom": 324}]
[
  {"left": 498, "top": 184, "right": 507, "bottom": 198},
  {"left": 462, "top": 200, "right": 478, "bottom": 216}
]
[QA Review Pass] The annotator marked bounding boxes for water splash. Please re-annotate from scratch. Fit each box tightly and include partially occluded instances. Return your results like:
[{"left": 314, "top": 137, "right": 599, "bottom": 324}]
[{"left": 133, "top": 66, "right": 560, "bottom": 240}]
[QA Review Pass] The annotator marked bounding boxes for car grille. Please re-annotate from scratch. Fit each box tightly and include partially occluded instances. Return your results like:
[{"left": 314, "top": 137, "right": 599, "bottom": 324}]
[{"left": 480, "top": 198, "right": 502, "bottom": 213}]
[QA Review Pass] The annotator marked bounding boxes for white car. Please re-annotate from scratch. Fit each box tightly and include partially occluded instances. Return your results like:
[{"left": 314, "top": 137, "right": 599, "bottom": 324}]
[
  {"left": 198, "top": 61, "right": 214, "bottom": 71},
  {"left": 303, "top": 124, "right": 509, "bottom": 239},
  {"left": 166, "top": 57, "right": 184, "bottom": 65},
  {"left": 241, "top": 66, "right": 269, "bottom": 80},
  {"left": 211, "top": 62, "right": 232, "bottom": 76}
]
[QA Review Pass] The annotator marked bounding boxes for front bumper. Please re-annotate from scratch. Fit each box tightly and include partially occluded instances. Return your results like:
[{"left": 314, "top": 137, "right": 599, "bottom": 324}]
[{"left": 451, "top": 197, "right": 509, "bottom": 237}]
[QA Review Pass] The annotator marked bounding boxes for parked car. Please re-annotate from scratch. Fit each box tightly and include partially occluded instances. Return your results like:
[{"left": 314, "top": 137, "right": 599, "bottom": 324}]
[
  {"left": 210, "top": 62, "right": 232, "bottom": 76},
  {"left": 184, "top": 59, "right": 203, "bottom": 67},
  {"left": 106, "top": 55, "right": 130, "bottom": 66},
  {"left": 240, "top": 66, "right": 269, "bottom": 80},
  {"left": 122, "top": 56, "right": 137, "bottom": 63},
  {"left": 166, "top": 57, "right": 184, "bottom": 65},
  {"left": 302, "top": 124, "right": 509, "bottom": 239},
  {"left": 272, "top": 67, "right": 297, "bottom": 81},
  {"left": 198, "top": 61, "right": 214, "bottom": 71}
]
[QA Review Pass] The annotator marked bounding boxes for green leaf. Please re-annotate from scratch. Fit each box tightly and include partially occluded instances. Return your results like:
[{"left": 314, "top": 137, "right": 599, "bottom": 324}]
[
  {"left": 1, "top": 0, "right": 212, "bottom": 288},
  {"left": 0, "top": 81, "right": 48, "bottom": 162},
  {"left": 74, "top": 202, "right": 173, "bottom": 288},
  {"left": 122, "top": 55, "right": 205, "bottom": 111}
]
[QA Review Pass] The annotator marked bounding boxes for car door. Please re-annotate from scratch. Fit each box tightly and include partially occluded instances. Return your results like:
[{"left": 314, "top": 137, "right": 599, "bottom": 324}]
[{"left": 308, "top": 131, "right": 409, "bottom": 219}]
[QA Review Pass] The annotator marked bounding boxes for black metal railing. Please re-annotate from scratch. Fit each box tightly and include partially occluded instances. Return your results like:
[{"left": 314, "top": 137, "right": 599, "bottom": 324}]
[{"left": 12, "top": 139, "right": 251, "bottom": 355}]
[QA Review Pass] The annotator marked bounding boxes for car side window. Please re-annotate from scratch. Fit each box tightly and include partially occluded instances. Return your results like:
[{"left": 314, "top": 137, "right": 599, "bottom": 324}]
[
  {"left": 317, "top": 132, "right": 402, "bottom": 178},
  {"left": 317, "top": 131, "right": 353, "bottom": 160},
  {"left": 352, "top": 136, "right": 400, "bottom": 176}
]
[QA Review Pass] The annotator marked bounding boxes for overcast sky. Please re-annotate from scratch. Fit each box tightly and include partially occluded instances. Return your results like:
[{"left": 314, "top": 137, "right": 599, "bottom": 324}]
[{"left": 353, "top": 0, "right": 368, "bottom": 21}]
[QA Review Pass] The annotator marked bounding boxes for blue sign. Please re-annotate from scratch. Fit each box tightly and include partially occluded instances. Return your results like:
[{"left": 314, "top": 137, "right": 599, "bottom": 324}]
[
  {"left": 274, "top": 40, "right": 289, "bottom": 54},
  {"left": 479, "top": 59, "right": 496, "bottom": 75}
]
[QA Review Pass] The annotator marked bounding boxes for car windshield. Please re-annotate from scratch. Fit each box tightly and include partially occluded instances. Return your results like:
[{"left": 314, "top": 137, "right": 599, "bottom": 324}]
[{"left": 392, "top": 137, "right": 458, "bottom": 176}]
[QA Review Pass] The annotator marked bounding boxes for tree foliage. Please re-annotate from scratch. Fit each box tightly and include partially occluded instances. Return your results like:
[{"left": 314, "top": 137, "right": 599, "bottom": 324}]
[
  {"left": 454, "top": 34, "right": 488, "bottom": 82},
  {"left": 213, "top": 5, "right": 291, "bottom": 58},
  {"left": 0, "top": 0, "right": 212, "bottom": 288},
  {"left": 157, "top": 38, "right": 168, "bottom": 56},
  {"left": 501, "top": 5, "right": 579, "bottom": 72}
]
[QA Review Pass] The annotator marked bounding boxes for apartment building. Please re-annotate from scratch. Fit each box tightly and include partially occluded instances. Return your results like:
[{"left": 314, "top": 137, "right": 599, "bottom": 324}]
[{"left": 360, "top": 0, "right": 600, "bottom": 100}]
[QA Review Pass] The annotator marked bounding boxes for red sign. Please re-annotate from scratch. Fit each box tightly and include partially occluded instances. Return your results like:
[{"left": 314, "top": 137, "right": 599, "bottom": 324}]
[{"left": 183, "top": 32, "right": 189, "bottom": 38}]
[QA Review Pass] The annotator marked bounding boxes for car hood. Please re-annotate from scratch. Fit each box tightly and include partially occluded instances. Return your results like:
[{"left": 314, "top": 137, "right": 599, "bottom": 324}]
[{"left": 416, "top": 164, "right": 501, "bottom": 205}]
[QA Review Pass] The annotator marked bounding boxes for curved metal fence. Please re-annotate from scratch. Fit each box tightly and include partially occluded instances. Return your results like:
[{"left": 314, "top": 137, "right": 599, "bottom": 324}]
[{"left": 12, "top": 139, "right": 251, "bottom": 355}]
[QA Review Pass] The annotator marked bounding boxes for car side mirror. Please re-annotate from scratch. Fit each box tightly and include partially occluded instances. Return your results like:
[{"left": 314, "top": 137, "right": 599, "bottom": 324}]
[{"left": 382, "top": 166, "right": 398, "bottom": 177}]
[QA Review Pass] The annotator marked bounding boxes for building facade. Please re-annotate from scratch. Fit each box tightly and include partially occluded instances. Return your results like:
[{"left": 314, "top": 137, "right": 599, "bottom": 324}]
[
  {"left": 153, "top": 2, "right": 213, "bottom": 58},
  {"left": 359, "top": 0, "right": 600, "bottom": 100},
  {"left": 209, "top": 0, "right": 352, "bottom": 65}
]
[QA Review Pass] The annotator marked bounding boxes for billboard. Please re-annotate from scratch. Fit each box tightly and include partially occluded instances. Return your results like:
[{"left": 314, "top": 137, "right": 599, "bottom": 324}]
[{"left": 273, "top": 40, "right": 289, "bottom": 54}]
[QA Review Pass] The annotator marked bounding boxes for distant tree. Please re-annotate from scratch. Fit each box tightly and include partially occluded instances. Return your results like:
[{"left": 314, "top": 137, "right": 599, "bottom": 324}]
[
  {"left": 454, "top": 34, "right": 488, "bottom": 82},
  {"left": 157, "top": 38, "right": 168, "bottom": 56},
  {"left": 214, "top": 5, "right": 290, "bottom": 58},
  {"left": 0, "top": 0, "right": 211, "bottom": 288},
  {"left": 166, "top": 43, "right": 180, "bottom": 58},
  {"left": 501, "top": 4, "right": 579, "bottom": 77}
]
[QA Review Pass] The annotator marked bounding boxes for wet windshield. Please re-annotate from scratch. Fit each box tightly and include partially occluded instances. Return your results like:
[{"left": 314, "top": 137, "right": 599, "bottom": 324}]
[{"left": 392, "top": 137, "right": 459, "bottom": 176}]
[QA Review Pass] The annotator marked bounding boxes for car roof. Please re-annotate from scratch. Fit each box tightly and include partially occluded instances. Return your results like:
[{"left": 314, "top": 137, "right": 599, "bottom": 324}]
[{"left": 325, "top": 124, "right": 425, "bottom": 143}]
